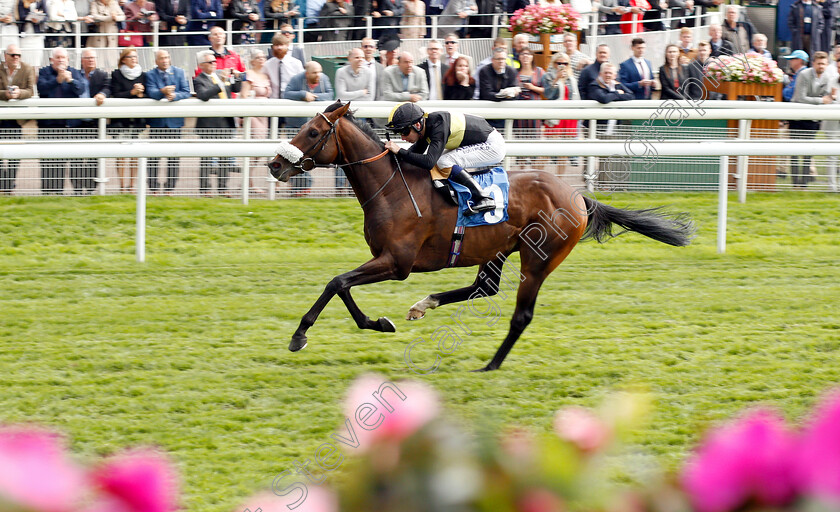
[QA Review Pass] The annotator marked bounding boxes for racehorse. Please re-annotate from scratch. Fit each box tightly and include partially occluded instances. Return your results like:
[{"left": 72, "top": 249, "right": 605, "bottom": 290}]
[{"left": 268, "top": 101, "right": 695, "bottom": 371}]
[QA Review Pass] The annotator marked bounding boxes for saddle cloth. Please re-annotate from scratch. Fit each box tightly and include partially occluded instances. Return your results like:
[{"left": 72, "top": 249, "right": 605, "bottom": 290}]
[{"left": 449, "top": 166, "right": 509, "bottom": 228}]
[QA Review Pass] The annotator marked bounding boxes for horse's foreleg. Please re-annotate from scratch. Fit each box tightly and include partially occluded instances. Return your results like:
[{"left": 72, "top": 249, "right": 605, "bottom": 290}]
[
  {"left": 290, "top": 256, "right": 397, "bottom": 352},
  {"left": 338, "top": 289, "right": 397, "bottom": 333},
  {"left": 407, "top": 254, "right": 507, "bottom": 320}
]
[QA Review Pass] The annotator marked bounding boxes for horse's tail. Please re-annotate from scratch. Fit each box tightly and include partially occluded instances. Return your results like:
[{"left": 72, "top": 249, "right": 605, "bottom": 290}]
[{"left": 581, "top": 196, "right": 696, "bottom": 247}]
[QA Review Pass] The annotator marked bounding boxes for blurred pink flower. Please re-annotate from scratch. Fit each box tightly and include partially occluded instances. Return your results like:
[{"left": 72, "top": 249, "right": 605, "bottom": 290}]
[
  {"left": 343, "top": 374, "right": 440, "bottom": 452},
  {"left": 517, "top": 488, "right": 565, "bottom": 512},
  {"left": 798, "top": 388, "right": 840, "bottom": 500},
  {"left": 0, "top": 426, "right": 87, "bottom": 512},
  {"left": 90, "top": 450, "right": 179, "bottom": 512},
  {"left": 235, "top": 486, "right": 338, "bottom": 512},
  {"left": 553, "top": 407, "right": 611, "bottom": 453},
  {"left": 681, "top": 409, "right": 798, "bottom": 512}
]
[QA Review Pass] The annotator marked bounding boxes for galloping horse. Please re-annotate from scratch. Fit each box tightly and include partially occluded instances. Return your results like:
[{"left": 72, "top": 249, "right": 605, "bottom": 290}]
[{"left": 268, "top": 101, "right": 694, "bottom": 371}]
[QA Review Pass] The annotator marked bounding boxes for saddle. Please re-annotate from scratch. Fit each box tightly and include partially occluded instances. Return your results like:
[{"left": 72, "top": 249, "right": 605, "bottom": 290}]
[{"left": 433, "top": 167, "right": 494, "bottom": 206}]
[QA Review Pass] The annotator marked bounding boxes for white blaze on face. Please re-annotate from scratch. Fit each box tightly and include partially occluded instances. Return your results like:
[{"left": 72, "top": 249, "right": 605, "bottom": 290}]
[{"left": 275, "top": 141, "right": 304, "bottom": 163}]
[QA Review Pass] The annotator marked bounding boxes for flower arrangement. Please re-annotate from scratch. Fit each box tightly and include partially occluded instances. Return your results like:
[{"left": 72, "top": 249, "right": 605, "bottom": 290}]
[
  {"left": 5, "top": 378, "right": 840, "bottom": 512},
  {"left": 705, "top": 52, "right": 786, "bottom": 84},
  {"left": 508, "top": 3, "right": 581, "bottom": 35}
]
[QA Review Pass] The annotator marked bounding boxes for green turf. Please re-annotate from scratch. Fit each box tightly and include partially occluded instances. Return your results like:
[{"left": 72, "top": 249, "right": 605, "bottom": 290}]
[{"left": 0, "top": 193, "right": 838, "bottom": 510}]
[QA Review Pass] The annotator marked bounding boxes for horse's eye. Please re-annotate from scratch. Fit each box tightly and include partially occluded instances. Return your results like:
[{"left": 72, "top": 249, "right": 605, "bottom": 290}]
[{"left": 308, "top": 129, "right": 319, "bottom": 138}]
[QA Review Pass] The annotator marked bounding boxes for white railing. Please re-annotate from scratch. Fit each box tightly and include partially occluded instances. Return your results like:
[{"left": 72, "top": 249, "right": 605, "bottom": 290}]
[{"left": 3, "top": 100, "right": 839, "bottom": 257}]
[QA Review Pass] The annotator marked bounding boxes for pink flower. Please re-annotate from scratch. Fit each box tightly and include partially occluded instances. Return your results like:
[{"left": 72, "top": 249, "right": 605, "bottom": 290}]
[
  {"left": 517, "top": 488, "right": 565, "bottom": 512},
  {"left": 681, "top": 409, "right": 798, "bottom": 512},
  {"left": 90, "top": 450, "right": 179, "bottom": 512},
  {"left": 797, "top": 389, "right": 840, "bottom": 501},
  {"left": 0, "top": 426, "right": 87, "bottom": 512},
  {"left": 343, "top": 374, "right": 440, "bottom": 452},
  {"left": 235, "top": 487, "right": 338, "bottom": 512},
  {"left": 553, "top": 407, "right": 611, "bottom": 453}
]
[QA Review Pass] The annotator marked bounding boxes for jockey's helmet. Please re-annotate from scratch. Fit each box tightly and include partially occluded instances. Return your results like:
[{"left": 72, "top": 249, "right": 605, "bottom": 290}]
[{"left": 386, "top": 103, "right": 426, "bottom": 133}]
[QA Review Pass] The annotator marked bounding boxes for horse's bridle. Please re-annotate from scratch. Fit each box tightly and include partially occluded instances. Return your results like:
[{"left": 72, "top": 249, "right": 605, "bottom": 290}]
[{"left": 272, "top": 111, "right": 421, "bottom": 217}]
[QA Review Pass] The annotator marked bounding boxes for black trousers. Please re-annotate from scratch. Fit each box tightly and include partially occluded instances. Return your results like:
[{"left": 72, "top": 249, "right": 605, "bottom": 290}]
[
  {"left": 199, "top": 127, "right": 235, "bottom": 193},
  {"left": 0, "top": 122, "right": 21, "bottom": 193},
  {"left": 39, "top": 128, "right": 93, "bottom": 194},
  {"left": 148, "top": 128, "right": 182, "bottom": 191},
  {"left": 789, "top": 120, "right": 819, "bottom": 186}
]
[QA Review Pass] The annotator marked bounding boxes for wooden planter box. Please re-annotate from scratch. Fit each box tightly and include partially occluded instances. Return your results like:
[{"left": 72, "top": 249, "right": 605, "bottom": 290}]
[{"left": 705, "top": 80, "right": 784, "bottom": 191}]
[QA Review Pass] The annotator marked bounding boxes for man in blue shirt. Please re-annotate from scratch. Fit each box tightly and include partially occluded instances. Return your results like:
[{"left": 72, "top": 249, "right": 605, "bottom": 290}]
[{"left": 146, "top": 49, "right": 191, "bottom": 193}]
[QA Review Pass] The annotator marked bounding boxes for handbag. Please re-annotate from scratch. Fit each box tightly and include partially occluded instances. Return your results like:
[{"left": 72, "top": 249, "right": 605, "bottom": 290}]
[{"left": 118, "top": 30, "right": 144, "bottom": 46}]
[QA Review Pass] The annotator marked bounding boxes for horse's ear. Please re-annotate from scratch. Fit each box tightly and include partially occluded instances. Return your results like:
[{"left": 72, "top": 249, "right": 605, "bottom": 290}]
[{"left": 330, "top": 101, "right": 352, "bottom": 119}]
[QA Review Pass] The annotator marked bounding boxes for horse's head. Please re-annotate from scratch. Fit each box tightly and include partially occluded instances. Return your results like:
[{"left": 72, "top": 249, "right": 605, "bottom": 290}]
[{"left": 268, "top": 101, "right": 351, "bottom": 182}]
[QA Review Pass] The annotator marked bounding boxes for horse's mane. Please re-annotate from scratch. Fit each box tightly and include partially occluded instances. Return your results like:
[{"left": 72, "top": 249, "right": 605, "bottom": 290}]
[{"left": 325, "top": 101, "right": 385, "bottom": 150}]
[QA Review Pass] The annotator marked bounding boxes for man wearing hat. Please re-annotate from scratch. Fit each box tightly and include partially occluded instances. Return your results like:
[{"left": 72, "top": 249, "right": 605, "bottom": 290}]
[{"left": 783, "top": 50, "right": 810, "bottom": 101}]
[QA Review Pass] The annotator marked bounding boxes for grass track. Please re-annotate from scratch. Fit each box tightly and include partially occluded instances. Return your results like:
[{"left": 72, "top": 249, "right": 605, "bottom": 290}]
[{"left": 1, "top": 193, "right": 839, "bottom": 510}]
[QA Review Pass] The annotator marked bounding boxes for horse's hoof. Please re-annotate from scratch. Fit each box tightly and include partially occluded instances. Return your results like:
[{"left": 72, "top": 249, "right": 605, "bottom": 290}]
[
  {"left": 471, "top": 364, "right": 498, "bottom": 372},
  {"left": 406, "top": 307, "right": 425, "bottom": 321},
  {"left": 289, "top": 335, "right": 308, "bottom": 352},
  {"left": 378, "top": 317, "right": 396, "bottom": 333}
]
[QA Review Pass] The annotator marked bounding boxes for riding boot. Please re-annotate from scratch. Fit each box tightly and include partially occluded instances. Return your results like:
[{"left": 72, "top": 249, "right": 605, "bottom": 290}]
[{"left": 449, "top": 170, "right": 496, "bottom": 214}]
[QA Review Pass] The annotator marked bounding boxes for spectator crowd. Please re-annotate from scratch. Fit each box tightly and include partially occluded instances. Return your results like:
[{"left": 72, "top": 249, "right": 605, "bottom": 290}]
[{"left": 2, "top": 0, "right": 840, "bottom": 196}]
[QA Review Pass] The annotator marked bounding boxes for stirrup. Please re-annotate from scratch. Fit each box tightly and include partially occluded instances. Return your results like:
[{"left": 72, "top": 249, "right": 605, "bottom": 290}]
[{"left": 466, "top": 197, "right": 496, "bottom": 215}]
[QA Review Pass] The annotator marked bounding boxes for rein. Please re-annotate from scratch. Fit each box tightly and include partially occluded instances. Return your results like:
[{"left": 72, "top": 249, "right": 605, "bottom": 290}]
[{"left": 284, "top": 111, "right": 422, "bottom": 218}]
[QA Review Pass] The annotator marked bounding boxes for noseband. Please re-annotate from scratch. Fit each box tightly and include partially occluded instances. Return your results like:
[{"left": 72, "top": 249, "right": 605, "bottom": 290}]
[{"left": 274, "top": 112, "right": 340, "bottom": 173}]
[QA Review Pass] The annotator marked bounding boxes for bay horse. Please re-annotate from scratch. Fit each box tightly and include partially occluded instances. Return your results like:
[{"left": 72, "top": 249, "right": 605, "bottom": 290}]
[{"left": 268, "top": 101, "right": 694, "bottom": 371}]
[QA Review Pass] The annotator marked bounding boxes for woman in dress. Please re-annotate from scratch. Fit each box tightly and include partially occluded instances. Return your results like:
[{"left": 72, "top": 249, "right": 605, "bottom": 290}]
[
  {"left": 88, "top": 0, "right": 126, "bottom": 47},
  {"left": 515, "top": 47, "right": 545, "bottom": 136},
  {"left": 442, "top": 55, "right": 475, "bottom": 100},
  {"left": 239, "top": 48, "right": 270, "bottom": 195},
  {"left": 400, "top": 0, "right": 425, "bottom": 39},
  {"left": 110, "top": 47, "right": 147, "bottom": 193},
  {"left": 542, "top": 52, "right": 580, "bottom": 171}
]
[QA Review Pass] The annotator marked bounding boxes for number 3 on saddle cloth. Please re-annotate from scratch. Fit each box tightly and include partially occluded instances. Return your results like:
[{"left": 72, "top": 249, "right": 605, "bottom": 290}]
[{"left": 438, "top": 166, "right": 510, "bottom": 267}]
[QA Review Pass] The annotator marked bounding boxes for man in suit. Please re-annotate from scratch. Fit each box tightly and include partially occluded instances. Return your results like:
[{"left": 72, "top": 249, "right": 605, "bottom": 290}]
[
  {"left": 147, "top": 49, "right": 191, "bottom": 194},
  {"left": 381, "top": 51, "right": 429, "bottom": 102},
  {"left": 478, "top": 47, "right": 518, "bottom": 129},
  {"left": 264, "top": 33, "right": 304, "bottom": 99},
  {"left": 579, "top": 44, "right": 610, "bottom": 100},
  {"left": 0, "top": 44, "right": 36, "bottom": 195},
  {"left": 708, "top": 24, "right": 735, "bottom": 57},
  {"left": 278, "top": 23, "right": 306, "bottom": 65},
  {"left": 156, "top": 0, "right": 190, "bottom": 46},
  {"left": 618, "top": 37, "right": 654, "bottom": 99},
  {"left": 37, "top": 47, "right": 88, "bottom": 196},
  {"left": 588, "top": 63, "right": 633, "bottom": 103},
  {"left": 194, "top": 49, "right": 241, "bottom": 197},
  {"left": 418, "top": 39, "right": 448, "bottom": 100},
  {"left": 361, "top": 36, "right": 386, "bottom": 100},
  {"left": 443, "top": 33, "right": 474, "bottom": 71},
  {"left": 76, "top": 49, "right": 110, "bottom": 194}
]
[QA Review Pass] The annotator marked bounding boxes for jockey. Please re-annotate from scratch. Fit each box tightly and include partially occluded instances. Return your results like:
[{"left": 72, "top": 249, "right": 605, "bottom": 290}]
[{"left": 383, "top": 102, "right": 504, "bottom": 214}]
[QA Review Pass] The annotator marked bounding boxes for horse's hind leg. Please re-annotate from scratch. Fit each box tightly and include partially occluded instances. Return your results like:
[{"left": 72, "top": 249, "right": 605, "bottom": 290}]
[
  {"left": 407, "top": 254, "right": 507, "bottom": 320},
  {"left": 338, "top": 289, "right": 397, "bottom": 333},
  {"left": 477, "top": 239, "right": 579, "bottom": 371},
  {"left": 475, "top": 266, "right": 546, "bottom": 372}
]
